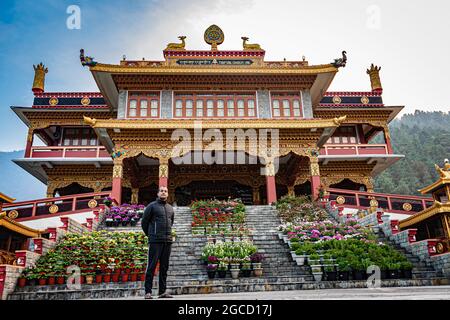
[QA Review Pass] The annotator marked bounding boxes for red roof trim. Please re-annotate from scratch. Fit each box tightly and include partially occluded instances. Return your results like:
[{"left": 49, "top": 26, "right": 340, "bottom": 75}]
[
  {"left": 31, "top": 105, "right": 108, "bottom": 109},
  {"left": 318, "top": 103, "right": 384, "bottom": 107},
  {"left": 163, "top": 50, "right": 265, "bottom": 58},
  {"left": 34, "top": 92, "right": 104, "bottom": 98},
  {"left": 324, "top": 91, "right": 381, "bottom": 97}
]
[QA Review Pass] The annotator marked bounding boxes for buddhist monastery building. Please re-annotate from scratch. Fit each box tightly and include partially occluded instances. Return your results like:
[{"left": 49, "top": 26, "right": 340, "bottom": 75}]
[{"left": 11, "top": 25, "right": 404, "bottom": 207}]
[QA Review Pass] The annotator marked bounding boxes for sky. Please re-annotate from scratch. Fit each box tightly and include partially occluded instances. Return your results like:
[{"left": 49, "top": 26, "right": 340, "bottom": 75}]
[{"left": 0, "top": 0, "right": 449, "bottom": 151}]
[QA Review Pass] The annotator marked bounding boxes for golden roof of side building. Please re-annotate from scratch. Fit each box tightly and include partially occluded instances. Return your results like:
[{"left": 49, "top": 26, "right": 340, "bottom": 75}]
[
  {"left": 0, "top": 212, "right": 42, "bottom": 238},
  {"left": 399, "top": 201, "right": 450, "bottom": 229},
  {"left": 0, "top": 192, "right": 15, "bottom": 204},
  {"left": 419, "top": 162, "right": 450, "bottom": 194}
]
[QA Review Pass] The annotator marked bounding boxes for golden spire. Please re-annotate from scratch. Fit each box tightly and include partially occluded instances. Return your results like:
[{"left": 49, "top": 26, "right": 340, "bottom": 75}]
[
  {"left": 32, "top": 63, "right": 48, "bottom": 94},
  {"left": 366, "top": 63, "right": 382, "bottom": 93}
]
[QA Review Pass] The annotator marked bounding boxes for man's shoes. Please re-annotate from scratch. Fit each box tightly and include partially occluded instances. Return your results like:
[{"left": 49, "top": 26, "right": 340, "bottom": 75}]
[
  {"left": 144, "top": 293, "right": 153, "bottom": 299},
  {"left": 158, "top": 292, "right": 173, "bottom": 298}
]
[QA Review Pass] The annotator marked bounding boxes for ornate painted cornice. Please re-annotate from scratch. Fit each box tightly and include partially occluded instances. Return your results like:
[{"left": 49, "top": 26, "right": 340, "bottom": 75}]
[
  {"left": 83, "top": 116, "right": 346, "bottom": 130},
  {"left": 0, "top": 212, "right": 42, "bottom": 237}
]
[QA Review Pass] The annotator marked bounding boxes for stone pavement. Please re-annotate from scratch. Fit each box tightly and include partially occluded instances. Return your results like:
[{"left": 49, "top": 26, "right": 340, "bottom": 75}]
[{"left": 92, "top": 285, "right": 450, "bottom": 300}]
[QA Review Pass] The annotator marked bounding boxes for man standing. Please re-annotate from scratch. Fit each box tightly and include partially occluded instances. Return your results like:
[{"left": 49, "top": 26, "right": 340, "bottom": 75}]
[{"left": 141, "top": 186, "right": 174, "bottom": 299}]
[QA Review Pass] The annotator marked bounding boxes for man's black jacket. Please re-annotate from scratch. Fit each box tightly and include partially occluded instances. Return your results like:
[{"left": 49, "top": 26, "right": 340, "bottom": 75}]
[{"left": 141, "top": 198, "right": 174, "bottom": 243}]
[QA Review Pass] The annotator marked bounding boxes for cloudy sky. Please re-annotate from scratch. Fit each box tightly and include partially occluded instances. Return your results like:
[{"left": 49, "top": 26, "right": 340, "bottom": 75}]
[{"left": 0, "top": 0, "right": 449, "bottom": 151}]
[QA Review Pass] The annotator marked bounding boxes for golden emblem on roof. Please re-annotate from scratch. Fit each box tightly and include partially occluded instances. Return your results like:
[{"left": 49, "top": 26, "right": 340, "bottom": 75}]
[
  {"left": 204, "top": 25, "right": 224, "bottom": 51},
  {"left": 165, "top": 36, "right": 186, "bottom": 51},
  {"left": 241, "top": 37, "right": 263, "bottom": 51}
]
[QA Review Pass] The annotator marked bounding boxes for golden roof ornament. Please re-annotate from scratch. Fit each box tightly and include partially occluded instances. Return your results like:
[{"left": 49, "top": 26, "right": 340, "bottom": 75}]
[
  {"left": 435, "top": 162, "right": 450, "bottom": 179},
  {"left": 331, "top": 51, "right": 347, "bottom": 68},
  {"left": 367, "top": 63, "right": 382, "bottom": 93},
  {"left": 204, "top": 25, "right": 224, "bottom": 51},
  {"left": 241, "top": 36, "right": 263, "bottom": 51},
  {"left": 32, "top": 63, "right": 48, "bottom": 94},
  {"left": 165, "top": 36, "right": 186, "bottom": 51}
]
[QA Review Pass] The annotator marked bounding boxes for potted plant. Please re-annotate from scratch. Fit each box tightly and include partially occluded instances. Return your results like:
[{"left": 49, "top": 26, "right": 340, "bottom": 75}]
[
  {"left": 47, "top": 272, "right": 56, "bottom": 285},
  {"left": 206, "top": 264, "right": 217, "bottom": 279},
  {"left": 337, "top": 261, "right": 351, "bottom": 281},
  {"left": 18, "top": 274, "right": 27, "bottom": 288},
  {"left": 230, "top": 267, "right": 240, "bottom": 279},
  {"left": 103, "top": 197, "right": 113, "bottom": 207},
  {"left": 250, "top": 253, "right": 264, "bottom": 269},
  {"left": 241, "top": 257, "right": 252, "bottom": 277},
  {"left": 400, "top": 261, "right": 413, "bottom": 279},
  {"left": 387, "top": 262, "right": 401, "bottom": 279},
  {"left": 308, "top": 253, "right": 321, "bottom": 266},
  {"left": 324, "top": 264, "right": 337, "bottom": 281},
  {"left": 217, "top": 261, "right": 228, "bottom": 278},
  {"left": 85, "top": 273, "right": 94, "bottom": 284}
]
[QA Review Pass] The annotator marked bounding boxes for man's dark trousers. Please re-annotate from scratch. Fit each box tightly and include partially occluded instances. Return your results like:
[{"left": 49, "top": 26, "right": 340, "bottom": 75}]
[{"left": 145, "top": 242, "right": 172, "bottom": 295}]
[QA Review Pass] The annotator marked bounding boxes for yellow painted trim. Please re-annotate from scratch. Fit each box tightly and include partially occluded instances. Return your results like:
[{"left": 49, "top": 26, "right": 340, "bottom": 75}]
[
  {"left": 0, "top": 212, "right": 42, "bottom": 238},
  {"left": 0, "top": 192, "right": 15, "bottom": 203},
  {"left": 83, "top": 116, "right": 347, "bottom": 130},
  {"left": 419, "top": 179, "right": 450, "bottom": 194},
  {"left": 89, "top": 63, "right": 339, "bottom": 75}
]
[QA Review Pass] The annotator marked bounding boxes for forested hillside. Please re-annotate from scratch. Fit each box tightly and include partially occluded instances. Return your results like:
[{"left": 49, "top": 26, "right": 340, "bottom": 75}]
[{"left": 374, "top": 111, "right": 450, "bottom": 195}]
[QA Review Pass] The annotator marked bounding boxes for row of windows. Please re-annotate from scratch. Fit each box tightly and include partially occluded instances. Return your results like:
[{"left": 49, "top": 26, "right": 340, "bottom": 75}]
[
  {"left": 62, "top": 128, "right": 97, "bottom": 146},
  {"left": 126, "top": 92, "right": 304, "bottom": 118}
]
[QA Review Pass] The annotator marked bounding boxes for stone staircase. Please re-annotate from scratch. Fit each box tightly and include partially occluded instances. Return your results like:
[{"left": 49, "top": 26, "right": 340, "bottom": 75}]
[{"left": 373, "top": 227, "right": 445, "bottom": 280}]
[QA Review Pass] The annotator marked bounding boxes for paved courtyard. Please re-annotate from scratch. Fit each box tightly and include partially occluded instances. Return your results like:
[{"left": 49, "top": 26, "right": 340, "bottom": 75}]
[{"left": 94, "top": 285, "right": 450, "bottom": 300}]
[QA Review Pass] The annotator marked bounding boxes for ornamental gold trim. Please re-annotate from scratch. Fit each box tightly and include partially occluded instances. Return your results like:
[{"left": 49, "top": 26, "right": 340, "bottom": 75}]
[
  {"left": 83, "top": 116, "right": 346, "bottom": 130},
  {"left": 361, "top": 96, "right": 370, "bottom": 105},
  {"left": 49, "top": 97, "right": 59, "bottom": 106},
  {"left": 332, "top": 96, "right": 342, "bottom": 104},
  {"left": 369, "top": 199, "right": 379, "bottom": 207},
  {"left": 7, "top": 210, "right": 19, "bottom": 220},
  {"left": 81, "top": 97, "right": 91, "bottom": 106},
  {"left": 88, "top": 199, "right": 98, "bottom": 208},
  {"left": 402, "top": 203, "right": 412, "bottom": 212},
  {"left": 49, "top": 204, "right": 59, "bottom": 214},
  {"left": 336, "top": 196, "right": 345, "bottom": 205}
]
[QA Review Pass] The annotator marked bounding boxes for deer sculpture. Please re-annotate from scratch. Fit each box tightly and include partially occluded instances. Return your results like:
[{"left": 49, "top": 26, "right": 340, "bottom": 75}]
[
  {"left": 241, "top": 37, "right": 262, "bottom": 50},
  {"left": 165, "top": 36, "right": 186, "bottom": 50}
]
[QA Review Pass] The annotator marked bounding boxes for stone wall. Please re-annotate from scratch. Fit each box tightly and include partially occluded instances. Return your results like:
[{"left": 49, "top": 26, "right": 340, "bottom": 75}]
[
  {"left": 430, "top": 253, "right": 450, "bottom": 278},
  {"left": 0, "top": 265, "right": 24, "bottom": 300}
]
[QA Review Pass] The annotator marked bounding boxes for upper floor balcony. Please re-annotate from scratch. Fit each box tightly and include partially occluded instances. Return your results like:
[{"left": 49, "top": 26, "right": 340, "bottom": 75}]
[
  {"left": 29, "top": 146, "right": 110, "bottom": 159},
  {"left": 320, "top": 143, "right": 389, "bottom": 156}
]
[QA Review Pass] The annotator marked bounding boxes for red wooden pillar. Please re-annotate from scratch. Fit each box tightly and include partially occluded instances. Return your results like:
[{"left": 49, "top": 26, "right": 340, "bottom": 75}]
[
  {"left": 112, "top": 162, "right": 123, "bottom": 205},
  {"left": 24, "top": 128, "right": 34, "bottom": 158},
  {"left": 266, "top": 175, "right": 277, "bottom": 205},
  {"left": 159, "top": 160, "right": 169, "bottom": 188},
  {"left": 310, "top": 156, "right": 321, "bottom": 200}
]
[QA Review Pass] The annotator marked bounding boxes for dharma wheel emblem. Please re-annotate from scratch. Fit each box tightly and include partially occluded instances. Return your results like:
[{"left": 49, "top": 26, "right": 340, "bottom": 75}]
[
  {"left": 88, "top": 199, "right": 98, "bottom": 208},
  {"left": 204, "top": 25, "right": 224, "bottom": 50},
  {"left": 402, "top": 203, "right": 412, "bottom": 212},
  {"left": 49, "top": 97, "right": 59, "bottom": 106},
  {"left": 336, "top": 196, "right": 345, "bottom": 204},
  {"left": 49, "top": 204, "right": 59, "bottom": 214},
  {"left": 81, "top": 97, "right": 91, "bottom": 106},
  {"left": 7, "top": 210, "right": 19, "bottom": 219},
  {"left": 361, "top": 95, "right": 370, "bottom": 105},
  {"left": 332, "top": 95, "right": 341, "bottom": 104},
  {"left": 369, "top": 199, "right": 378, "bottom": 207}
]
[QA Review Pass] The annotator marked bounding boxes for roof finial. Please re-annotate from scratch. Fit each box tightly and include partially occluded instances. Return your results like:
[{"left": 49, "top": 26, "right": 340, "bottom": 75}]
[
  {"left": 367, "top": 63, "right": 382, "bottom": 93},
  {"left": 32, "top": 63, "right": 48, "bottom": 94},
  {"left": 80, "top": 49, "right": 98, "bottom": 67},
  {"left": 331, "top": 51, "right": 347, "bottom": 68}
]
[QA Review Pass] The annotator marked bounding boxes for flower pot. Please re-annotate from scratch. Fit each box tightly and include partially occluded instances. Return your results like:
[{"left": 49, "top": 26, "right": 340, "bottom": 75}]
[
  {"left": 47, "top": 276, "right": 55, "bottom": 285},
  {"left": 230, "top": 269, "right": 240, "bottom": 279},
  {"left": 130, "top": 273, "right": 138, "bottom": 282},
  {"left": 125, "top": 268, "right": 132, "bottom": 274},
  {"left": 295, "top": 256, "right": 305, "bottom": 266},
  {"left": 139, "top": 273, "right": 146, "bottom": 281},
  {"left": 217, "top": 270, "right": 227, "bottom": 278},
  {"left": 252, "top": 263, "right": 262, "bottom": 269},
  {"left": 85, "top": 276, "right": 94, "bottom": 284},
  {"left": 402, "top": 269, "right": 413, "bottom": 279},
  {"left": 388, "top": 269, "right": 400, "bottom": 279},
  {"left": 230, "top": 263, "right": 240, "bottom": 270},
  {"left": 80, "top": 276, "right": 85, "bottom": 284},
  {"left": 18, "top": 278, "right": 27, "bottom": 287},
  {"left": 312, "top": 272, "right": 323, "bottom": 282},
  {"left": 103, "top": 274, "right": 111, "bottom": 283},
  {"left": 241, "top": 269, "right": 251, "bottom": 277},
  {"left": 338, "top": 271, "right": 349, "bottom": 281},
  {"left": 352, "top": 270, "right": 366, "bottom": 281},
  {"left": 207, "top": 270, "right": 216, "bottom": 279},
  {"left": 121, "top": 274, "right": 129, "bottom": 282},
  {"left": 95, "top": 275, "right": 103, "bottom": 283},
  {"left": 112, "top": 274, "right": 120, "bottom": 282},
  {"left": 56, "top": 276, "right": 65, "bottom": 285},
  {"left": 253, "top": 268, "right": 263, "bottom": 277},
  {"left": 325, "top": 271, "right": 337, "bottom": 281}
]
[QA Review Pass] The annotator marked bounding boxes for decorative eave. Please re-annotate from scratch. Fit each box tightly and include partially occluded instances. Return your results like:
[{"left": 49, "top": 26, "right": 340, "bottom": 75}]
[
  {"left": 0, "top": 212, "right": 42, "bottom": 238},
  {"left": 399, "top": 202, "right": 450, "bottom": 229},
  {"left": 419, "top": 179, "right": 450, "bottom": 195},
  {"left": 83, "top": 115, "right": 347, "bottom": 130},
  {"left": 0, "top": 192, "right": 15, "bottom": 204}
]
